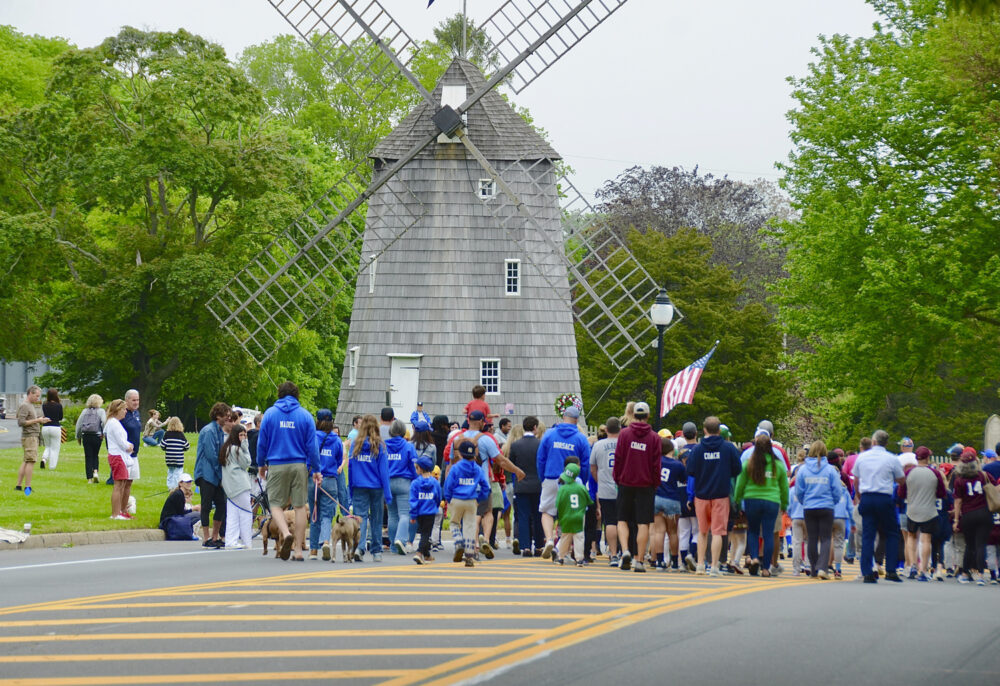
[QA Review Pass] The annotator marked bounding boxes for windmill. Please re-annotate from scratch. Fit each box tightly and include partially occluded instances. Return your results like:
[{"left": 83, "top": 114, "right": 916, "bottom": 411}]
[{"left": 207, "top": 0, "right": 681, "bottom": 426}]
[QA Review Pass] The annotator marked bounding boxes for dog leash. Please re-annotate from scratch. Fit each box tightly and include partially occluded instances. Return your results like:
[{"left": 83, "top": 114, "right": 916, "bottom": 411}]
[{"left": 312, "top": 480, "right": 351, "bottom": 523}]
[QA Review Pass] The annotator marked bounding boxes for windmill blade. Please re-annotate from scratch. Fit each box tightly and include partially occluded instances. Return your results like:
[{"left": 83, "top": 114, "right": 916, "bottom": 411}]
[
  {"left": 268, "top": 0, "right": 423, "bottom": 108},
  {"left": 462, "top": 134, "right": 678, "bottom": 370},
  {"left": 206, "top": 154, "right": 427, "bottom": 364},
  {"left": 479, "top": 0, "right": 630, "bottom": 94}
]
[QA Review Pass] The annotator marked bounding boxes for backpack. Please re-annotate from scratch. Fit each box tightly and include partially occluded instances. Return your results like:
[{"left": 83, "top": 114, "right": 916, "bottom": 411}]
[
  {"left": 162, "top": 515, "right": 197, "bottom": 541},
  {"left": 78, "top": 408, "right": 102, "bottom": 434}
]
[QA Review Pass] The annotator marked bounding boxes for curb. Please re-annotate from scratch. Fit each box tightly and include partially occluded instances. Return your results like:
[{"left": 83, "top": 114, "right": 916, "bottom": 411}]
[{"left": 0, "top": 528, "right": 165, "bottom": 551}]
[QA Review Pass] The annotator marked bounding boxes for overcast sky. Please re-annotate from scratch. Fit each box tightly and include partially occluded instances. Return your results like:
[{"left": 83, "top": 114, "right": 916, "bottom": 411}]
[{"left": 1, "top": 0, "right": 880, "bottom": 200}]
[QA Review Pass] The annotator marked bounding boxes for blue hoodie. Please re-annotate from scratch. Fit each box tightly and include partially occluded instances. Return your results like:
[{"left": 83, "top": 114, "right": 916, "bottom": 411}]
[
  {"left": 788, "top": 489, "right": 804, "bottom": 519},
  {"left": 657, "top": 456, "right": 687, "bottom": 502},
  {"left": 193, "top": 421, "right": 225, "bottom": 486},
  {"left": 686, "top": 435, "right": 742, "bottom": 500},
  {"left": 833, "top": 482, "right": 854, "bottom": 524},
  {"left": 348, "top": 438, "right": 392, "bottom": 502},
  {"left": 537, "top": 423, "right": 592, "bottom": 485},
  {"left": 313, "top": 430, "right": 344, "bottom": 477},
  {"left": 409, "top": 475, "right": 442, "bottom": 517},
  {"left": 257, "top": 396, "right": 320, "bottom": 472},
  {"left": 794, "top": 456, "right": 842, "bottom": 511},
  {"left": 443, "top": 458, "right": 491, "bottom": 501},
  {"left": 385, "top": 436, "right": 418, "bottom": 480}
]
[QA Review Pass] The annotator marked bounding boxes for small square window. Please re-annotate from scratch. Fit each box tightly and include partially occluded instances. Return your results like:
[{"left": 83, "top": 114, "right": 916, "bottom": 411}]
[
  {"left": 478, "top": 179, "right": 497, "bottom": 200},
  {"left": 348, "top": 347, "right": 360, "bottom": 386},
  {"left": 480, "top": 359, "right": 500, "bottom": 395},
  {"left": 504, "top": 259, "right": 520, "bottom": 296}
]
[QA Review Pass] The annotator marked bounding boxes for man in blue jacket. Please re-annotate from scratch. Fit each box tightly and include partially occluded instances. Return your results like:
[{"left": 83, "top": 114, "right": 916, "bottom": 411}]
[
  {"left": 686, "top": 416, "right": 742, "bottom": 576},
  {"left": 536, "top": 405, "right": 591, "bottom": 559},
  {"left": 257, "top": 381, "right": 320, "bottom": 562},
  {"left": 193, "top": 402, "right": 231, "bottom": 548}
]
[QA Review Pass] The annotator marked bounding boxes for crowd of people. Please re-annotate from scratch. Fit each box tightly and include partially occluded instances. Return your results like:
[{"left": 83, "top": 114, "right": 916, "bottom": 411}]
[{"left": 13, "top": 380, "right": 1000, "bottom": 585}]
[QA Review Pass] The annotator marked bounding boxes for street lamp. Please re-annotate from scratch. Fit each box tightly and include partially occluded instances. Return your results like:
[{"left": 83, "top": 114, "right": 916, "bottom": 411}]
[{"left": 649, "top": 288, "right": 675, "bottom": 430}]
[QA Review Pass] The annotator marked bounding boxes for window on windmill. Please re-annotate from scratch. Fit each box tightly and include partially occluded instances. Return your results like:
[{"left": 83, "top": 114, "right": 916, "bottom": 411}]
[
  {"left": 480, "top": 359, "right": 500, "bottom": 395},
  {"left": 349, "top": 346, "right": 360, "bottom": 386},
  {"left": 504, "top": 259, "right": 520, "bottom": 296},
  {"left": 438, "top": 84, "right": 468, "bottom": 144},
  {"left": 478, "top": 179, "right": 497, "bottom": 200}
]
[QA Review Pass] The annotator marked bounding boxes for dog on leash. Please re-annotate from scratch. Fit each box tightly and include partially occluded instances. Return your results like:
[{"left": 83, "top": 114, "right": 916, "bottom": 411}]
[
  {"left": 331, "top": 515, "right": 361, "bottom": 562},
  {"left": 260, "top": 506, "right": 309, "bottom": 557}
]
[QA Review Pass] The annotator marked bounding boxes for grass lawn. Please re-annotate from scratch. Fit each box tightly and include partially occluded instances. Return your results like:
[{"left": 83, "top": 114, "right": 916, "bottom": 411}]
[{"left": 0, "top": 434, "right": 203, "bottom": 535}]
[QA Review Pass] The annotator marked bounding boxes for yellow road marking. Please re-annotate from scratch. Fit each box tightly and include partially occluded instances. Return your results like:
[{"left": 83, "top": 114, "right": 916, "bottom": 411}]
[
  {"left": 0, "top": 628, "right": 533, "bottom": 644},
  {"left": 3, "top": 612, "right": 584, "bottom": 628},
  {"left": 382, "top": 580, "right": 808, "bottom": 686},
  {"left": 0, "top": 670, "right": 410, "bottom": 685},
  {"left": 54, "top": 600, "right": 631, "bottom": 610},
  {"left": 129, "top": 589, "right": 667, "bottom": 599},
  {"left": 0, "top": 648, "right": 477, "bottom": 663}
]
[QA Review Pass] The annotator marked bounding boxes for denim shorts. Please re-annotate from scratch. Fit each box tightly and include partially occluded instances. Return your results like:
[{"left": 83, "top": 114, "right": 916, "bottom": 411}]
[{"left": 654, "top": 496, "right": 682, "bottom": 517}]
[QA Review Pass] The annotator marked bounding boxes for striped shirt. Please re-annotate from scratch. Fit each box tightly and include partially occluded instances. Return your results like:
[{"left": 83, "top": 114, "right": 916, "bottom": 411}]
[{"left": 160, "top": 431, "right": 190, "bottom": 468}]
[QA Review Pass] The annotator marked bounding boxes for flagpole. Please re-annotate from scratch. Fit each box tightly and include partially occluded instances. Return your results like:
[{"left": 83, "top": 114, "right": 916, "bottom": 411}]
[{"left": 461, "top": 0, "right": 467, "bottom": 58}]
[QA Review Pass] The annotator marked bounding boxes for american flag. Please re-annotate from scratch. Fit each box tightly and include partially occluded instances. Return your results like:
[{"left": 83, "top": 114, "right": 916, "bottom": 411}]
[{"left": 660, "top": 341, "right": 719, "bottom": 417}]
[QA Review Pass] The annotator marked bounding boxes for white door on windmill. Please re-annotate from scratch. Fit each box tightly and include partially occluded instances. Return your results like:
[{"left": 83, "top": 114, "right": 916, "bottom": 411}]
[{"left": 388, "top": 354, "right": 421, "bottom": 424}]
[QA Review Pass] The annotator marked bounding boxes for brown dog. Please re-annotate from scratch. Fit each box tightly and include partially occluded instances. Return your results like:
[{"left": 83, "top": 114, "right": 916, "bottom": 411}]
[
  {"left": 331, "top": 515, "right": 361, "bottom": 562},
  {"left": 260, "top": 506, "right": 309, "bottom": 558}
]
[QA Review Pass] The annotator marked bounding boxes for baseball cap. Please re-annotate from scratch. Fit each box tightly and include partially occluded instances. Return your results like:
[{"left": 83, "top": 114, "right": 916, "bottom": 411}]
[
  {"left": 682, "top": 421, "right": 697, "bottom": 438},
  {"left": 563, "top": 406, "right": 581, "bottom": 419},
  {"left": 413, "top": 420, "right": 431, "bottom": 433},
  {"left": 754, "top": 428, "right": 771, "bottom": 438},
  {"left": 380, "top": 407, "right": 394, "bottom": 421},
  {"left": 757, "top": 420, "right": 774, "bottom": 436},
  {"left": 316, "top": 408, "right": 333, "bottom": 422},
  {"left": 560, "top": 462, "right": 581, "bottom": 483},
  {"left": 947, "top": 443, "right": 964, "bottom": 456},
  {"left": 719, "top": 424, "right": 731, "bottom": 440},
  {"left": 179, "top": 473, "right": 193, "bottom": 483},
  {"left": 898, "top": 436, "right": 913, "bottom": 447},
  {"left": 658, "top": 428, "right": 671, "bottom": 438},
  {"left": 915, "top": 446, "right": 932, "bottom": 460},
  {"left": 468, "top": 410, "right": 485, "bottom": 422},
  {"left": 417, "top": 400, "right": 423, "bottom": 406},
  {"left": 416, "top": 455, "right": 434, "bottom": 472},
  {"left": 983, "top": 449, "right": 998, "bottom": 459},
  {"left": 960, "top": 447, "right": 978, "bottom": 463},
  {"left": 457, "top": 440, "right": 477, "bottom": 459},
  {"left": 633, "top": 402, "right": 650, "bottom": 416}
]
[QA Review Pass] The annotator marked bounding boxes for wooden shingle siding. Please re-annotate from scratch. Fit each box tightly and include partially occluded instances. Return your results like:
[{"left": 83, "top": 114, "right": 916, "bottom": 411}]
[{"left": 334, "top": 59, "right": 581, "bottom": 428}]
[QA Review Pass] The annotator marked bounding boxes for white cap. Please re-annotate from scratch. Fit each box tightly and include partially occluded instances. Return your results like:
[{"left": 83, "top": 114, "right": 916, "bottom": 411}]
[{"left": 179, "top": 473, "right": 193, "bottom": 483}]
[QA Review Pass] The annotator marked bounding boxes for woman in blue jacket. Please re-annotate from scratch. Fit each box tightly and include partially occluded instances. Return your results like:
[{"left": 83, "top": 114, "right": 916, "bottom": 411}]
[
  {"left": 794, "top": 440, "right": 842, "bottom": 579},
  {"left": 348, "top": 414, "right": 392, "bottom": 562},
  {"left": 385, "top": 419, "right": 418, "bottom": 555},
  {"left": 309, "top": 409, "right": 345, "bottom": 561}
]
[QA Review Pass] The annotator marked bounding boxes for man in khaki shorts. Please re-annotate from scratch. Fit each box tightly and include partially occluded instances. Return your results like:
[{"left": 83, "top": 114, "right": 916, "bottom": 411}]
[
  {"left": 16, "top": 385, "right": 50, "bottom": 496},
  {"left": 257, "top": 381, "right": 320, "bottom": 561}
]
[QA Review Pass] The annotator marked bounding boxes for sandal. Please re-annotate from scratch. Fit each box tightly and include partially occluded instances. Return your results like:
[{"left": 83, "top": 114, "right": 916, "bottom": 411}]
[{"left": 761, "top": 568, "right": 771, "bottom": 578}]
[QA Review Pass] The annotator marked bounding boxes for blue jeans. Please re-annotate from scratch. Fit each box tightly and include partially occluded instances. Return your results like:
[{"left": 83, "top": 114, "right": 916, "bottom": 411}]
[
  {"left": 336, "top": 471, "right": 350, "bottom": 515},
  {"left": 143, "top": 429, "right": 165, "bottom": 447},
  {"left": 308, "top": 476, "right": 340, "bottom": 551},
  {"left": 387, "top": 477, "right": 412, "bottom": 548},
  {"left": 743, "top": 498, "right": 779, "bottom": 562},
  {"left": 859, "top": 493, "right": 900, "bottom": 575},
  {"left": 514, "top": 492, "right": 544, "bottom": 551},
  {"left": 352, "top": 487, "right": 385, "bottom": 554}
]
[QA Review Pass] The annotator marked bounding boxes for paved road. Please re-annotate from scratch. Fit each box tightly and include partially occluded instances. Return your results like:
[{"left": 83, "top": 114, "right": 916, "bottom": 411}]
[
  {"left": 1, "top": 541, "right": 999, "bottom": 685},
  {"left": 0, "top": 419, "right": 18, "bottom": 450}
]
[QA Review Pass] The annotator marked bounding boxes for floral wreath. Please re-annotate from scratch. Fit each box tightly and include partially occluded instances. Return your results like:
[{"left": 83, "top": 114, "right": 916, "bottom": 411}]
[{"left": 554, "top": 393, "right": 583, "bottom": 417}]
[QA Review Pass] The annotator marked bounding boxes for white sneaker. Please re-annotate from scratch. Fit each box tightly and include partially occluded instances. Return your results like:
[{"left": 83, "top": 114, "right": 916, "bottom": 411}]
[
  {"left": 394, "top": 539, "right": 406, "bottom": 555},
  {"left": 541, "top": 540, "right": 554, "bottom": 560}
]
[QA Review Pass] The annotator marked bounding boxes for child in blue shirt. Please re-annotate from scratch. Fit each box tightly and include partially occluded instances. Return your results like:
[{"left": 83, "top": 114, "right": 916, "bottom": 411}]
[
  {"left": 443, "top": 438, "right": 490, "bottom": 567},
  {"left": 410, "top": 455, "right": 442, "bottom": 565}
]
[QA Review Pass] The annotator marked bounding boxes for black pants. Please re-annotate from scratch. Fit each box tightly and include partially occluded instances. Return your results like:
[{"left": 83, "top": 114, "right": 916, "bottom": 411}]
[
  {"left": 583, "top": 502, "right": 598, "bottom": 559},
  {"left": 960, "top": 507, "right": 993, "bottom": 573},
  {"left": 489, "top": 507, "right": 502, "bottom": 546},
  {"left": 416, "top": 514, "right": 435, "bottom": 557},
  {"left": 81, "top": 433, "right": 103, "bottom": 479},
  {"left": 804, "top": 508, "right": 834, "bottom": 575},
  {"left": 196, "top": 478, "right": 226, "bottom": 529}
]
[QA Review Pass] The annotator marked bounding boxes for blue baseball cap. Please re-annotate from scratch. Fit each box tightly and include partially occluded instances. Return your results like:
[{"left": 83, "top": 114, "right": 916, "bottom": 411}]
[
  {"left": 316, "top": 408, "right": 333, "bottom": 422},
  {"left": 983, "top": 449, "right": 998, "bottom": 459},
  {"left": 416, "top": 455, "right": 434, "bottom": 472},
  {"left": 413, "top": 420, "right": 431, "bottom": 433}
]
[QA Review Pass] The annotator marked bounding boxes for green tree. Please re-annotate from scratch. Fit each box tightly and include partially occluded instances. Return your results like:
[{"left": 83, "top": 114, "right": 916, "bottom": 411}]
[
  {"left": 577, "top": 229, "right": 793, "bottom": 440},
  {"left": 0, "top": 27, "right": 342, "bottom": 416},
  {"left": 0, "top": 26, "right": 70, "bottom": 114},
  {"left": 777, "top": 0, "right": 1000, "bottom": 449}
]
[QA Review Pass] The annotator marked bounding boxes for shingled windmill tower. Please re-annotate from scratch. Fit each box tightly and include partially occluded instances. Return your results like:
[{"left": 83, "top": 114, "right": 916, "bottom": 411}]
[
  {"left": 335, "top": 58, "right": 573, "bottom": 425},
  {"left": 208, "top": 0, "right": 680, "bottom": 426}
]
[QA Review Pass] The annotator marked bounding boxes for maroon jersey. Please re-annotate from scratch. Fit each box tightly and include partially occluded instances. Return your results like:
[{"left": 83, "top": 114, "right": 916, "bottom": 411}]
[{"left": 953, "top": 472, "right": 995, "bottom": 515}]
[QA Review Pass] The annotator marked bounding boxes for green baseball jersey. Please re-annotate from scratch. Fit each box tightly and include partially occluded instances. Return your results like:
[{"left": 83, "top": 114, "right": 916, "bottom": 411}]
[{"left": 555, "top": 480, "right": 593, "bottom": 534}]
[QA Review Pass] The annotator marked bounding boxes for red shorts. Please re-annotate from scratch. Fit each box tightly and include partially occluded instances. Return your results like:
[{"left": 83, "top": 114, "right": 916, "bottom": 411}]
[
  {"left": 108, "top": 454, "right": 129, "bottom": 481},
  {"left": 695, "top": 497, "right": 730, "bottom": 537}
]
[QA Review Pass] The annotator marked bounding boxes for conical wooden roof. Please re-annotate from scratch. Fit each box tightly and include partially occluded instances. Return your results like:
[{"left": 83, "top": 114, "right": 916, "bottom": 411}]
[{"left": 373, "top": 58, "right": 560, "bottom": 161}]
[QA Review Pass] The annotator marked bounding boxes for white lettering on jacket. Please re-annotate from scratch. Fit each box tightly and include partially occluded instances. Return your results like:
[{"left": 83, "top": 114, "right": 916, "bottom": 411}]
[
  {"left": 389, "top": 452, "right": 401, "bottom": 461},
  {"left": 803, "top": 476, "right": 827, "bottom": 485},
  {"left": 418, "top": 492, "right": 435, "bottom": 500},
  {"left": 356, "top": 454, "right": 373, "bottom": 463},
  {"left": 320, "top": 449, "right": 333, "bottom": 457},
  {"left": 459, "top": 478, "right": 475, "bottom": 486},
  {"left": 280, "top": 421, "right": 295, "bottom": 429},
  {"left": 704, "top": 452, "right": 720, "bottom": 460},
  {"left": 553, "top": 441, "right": 575, "bottom": 451},
  {"left": 631, "top": 441, "right": 647, "bottom": 451}
]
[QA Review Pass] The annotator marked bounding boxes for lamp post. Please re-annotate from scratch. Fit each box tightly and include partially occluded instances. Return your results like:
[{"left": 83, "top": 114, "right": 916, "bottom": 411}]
[{"left": 649, "top": 288, "right": 675, "bottom": 430}]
